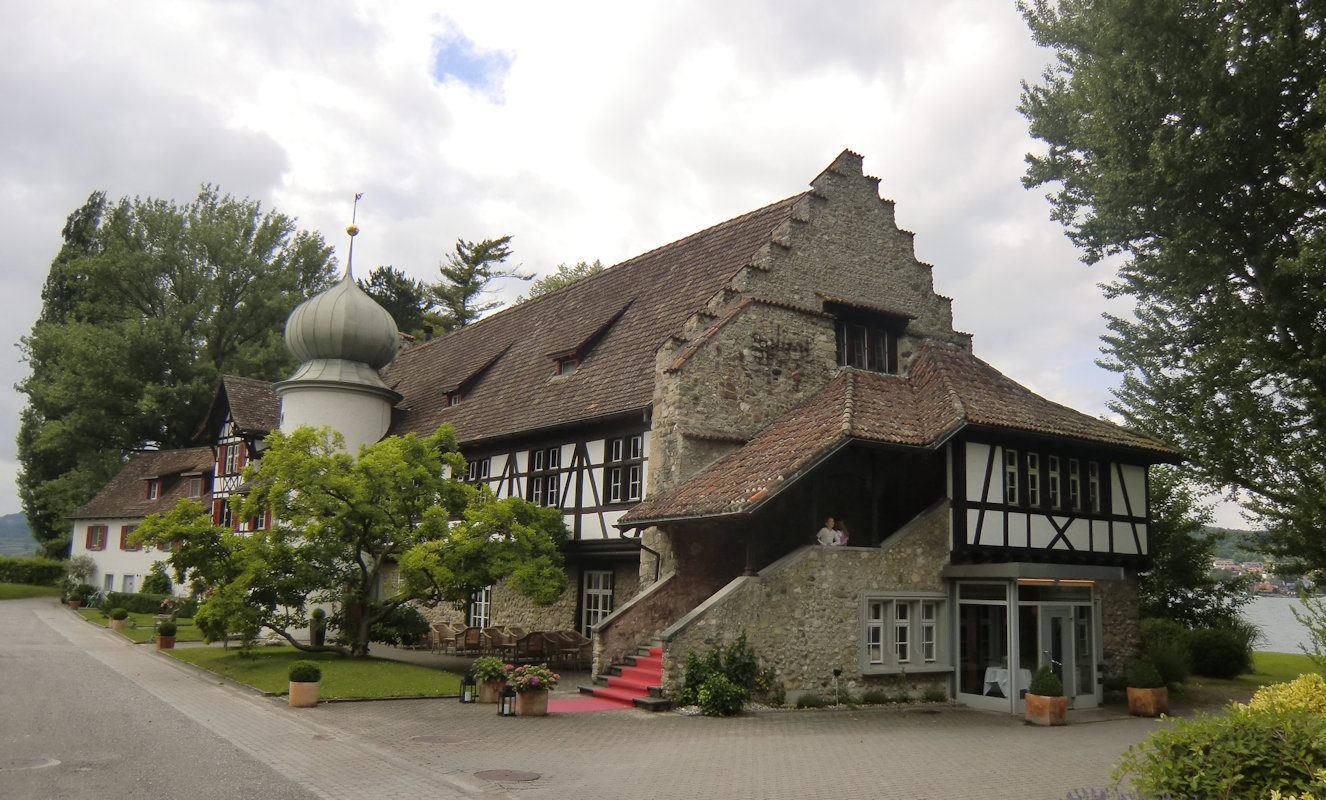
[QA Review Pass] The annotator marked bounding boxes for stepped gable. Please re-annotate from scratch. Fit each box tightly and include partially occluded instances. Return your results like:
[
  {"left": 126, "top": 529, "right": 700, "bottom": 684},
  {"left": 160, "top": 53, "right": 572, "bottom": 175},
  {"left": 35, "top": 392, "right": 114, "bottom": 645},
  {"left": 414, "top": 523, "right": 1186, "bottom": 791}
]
[
  {"left": 620, "top": 342, "right": 1176, "bottom": 527},
  {"left": 71, "top": 447, "right": 214, "bottom": 520},
  {"left": 195, "top": 375, "right": 278, "bottom": 441},
  {"left": 384, "top": 194, "right": 808, "bottom": 444}
]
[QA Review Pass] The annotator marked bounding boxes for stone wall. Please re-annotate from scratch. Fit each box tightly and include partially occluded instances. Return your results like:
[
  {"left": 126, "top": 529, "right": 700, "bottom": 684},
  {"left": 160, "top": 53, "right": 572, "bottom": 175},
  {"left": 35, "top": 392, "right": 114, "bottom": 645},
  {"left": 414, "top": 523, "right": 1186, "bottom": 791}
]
[
  {"left": 659, "top": 501, "right": 952, "bottom": 701},
  {"left": 1097, "top": 573, "right": 1141, "bottom": 681}
]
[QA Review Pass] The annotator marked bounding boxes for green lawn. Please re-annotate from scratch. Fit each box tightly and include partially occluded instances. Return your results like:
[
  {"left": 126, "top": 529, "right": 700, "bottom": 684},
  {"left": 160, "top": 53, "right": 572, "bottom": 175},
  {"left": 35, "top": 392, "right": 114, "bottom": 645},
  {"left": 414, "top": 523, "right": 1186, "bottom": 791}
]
[
  {"left": 76, "top": 609, "right": 206, "bottom": 642},
  {"left": 165, "top": 645, "right": 462, "bottom": 699},
  {"left": 0, "top": 582, "right": 62, "bottom": 600},
  {"left": 1177, "top": 651, "right": 1322, "bottom": 706}
]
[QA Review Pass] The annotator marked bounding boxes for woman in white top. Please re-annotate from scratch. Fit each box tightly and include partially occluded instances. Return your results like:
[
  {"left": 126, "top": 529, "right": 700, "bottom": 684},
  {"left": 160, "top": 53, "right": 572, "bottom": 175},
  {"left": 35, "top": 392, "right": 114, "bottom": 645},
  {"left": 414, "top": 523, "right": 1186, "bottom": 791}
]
[{"left": 816, "top": 516, "right": 839, "bottom": 546}]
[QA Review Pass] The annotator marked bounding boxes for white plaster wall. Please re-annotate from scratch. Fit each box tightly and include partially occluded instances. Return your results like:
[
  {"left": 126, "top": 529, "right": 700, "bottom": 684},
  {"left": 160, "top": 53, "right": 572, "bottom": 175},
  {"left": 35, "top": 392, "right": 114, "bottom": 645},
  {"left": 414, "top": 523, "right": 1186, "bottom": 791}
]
[
  {"left": 279, "top": 387, "right": 392, "bottom": 453},
  {"left": 70, "top": 517, "right": 177, "bottom": 595}
]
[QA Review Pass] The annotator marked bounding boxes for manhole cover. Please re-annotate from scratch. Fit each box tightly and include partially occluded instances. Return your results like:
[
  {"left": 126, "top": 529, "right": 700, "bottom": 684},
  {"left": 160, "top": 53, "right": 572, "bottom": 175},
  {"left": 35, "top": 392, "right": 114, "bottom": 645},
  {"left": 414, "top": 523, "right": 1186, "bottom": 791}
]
[
  {"left": 411, "top": 734, "right": 464, "bottom": 744},
  {"left": 0, "top": 757, "right": 60, "bottom": 771},
  {"left": 475, "top": 770, "right": 540, "bottom": 782}
]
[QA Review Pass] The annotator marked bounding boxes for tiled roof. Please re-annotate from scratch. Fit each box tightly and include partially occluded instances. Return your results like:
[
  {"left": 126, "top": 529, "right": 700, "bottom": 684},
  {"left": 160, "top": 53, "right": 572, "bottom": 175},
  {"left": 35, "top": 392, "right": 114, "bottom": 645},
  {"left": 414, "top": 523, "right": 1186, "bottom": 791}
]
[
  {"left": 384, "top": 195, "right": 807, "bottom": 444},
  {"left": 620, "top": 342, "right": 1176, "bottom": 526},
  {"left": 222, "top": 375, "right": 280, "bottom": 434},
  {"left": 71, "top": 447, "right": 214, "bottom": 520}
]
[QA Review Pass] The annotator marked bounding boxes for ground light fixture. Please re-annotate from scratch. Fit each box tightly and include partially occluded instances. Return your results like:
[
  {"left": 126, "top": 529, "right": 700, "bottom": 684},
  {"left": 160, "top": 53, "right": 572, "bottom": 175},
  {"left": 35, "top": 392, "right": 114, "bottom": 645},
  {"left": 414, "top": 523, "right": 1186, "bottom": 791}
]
[
  {"left": 499, "top": 684, "right": 518, "bottom": 717},
  {"left": 459, "top": 674, "right": 477, "bottom": 703}
]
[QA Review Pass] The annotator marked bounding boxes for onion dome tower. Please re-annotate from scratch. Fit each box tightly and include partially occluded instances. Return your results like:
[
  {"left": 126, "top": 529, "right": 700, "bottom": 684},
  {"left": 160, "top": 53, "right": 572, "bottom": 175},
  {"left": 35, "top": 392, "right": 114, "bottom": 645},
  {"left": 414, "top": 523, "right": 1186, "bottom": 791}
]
[{"left": 274, "top": 195, "right": 401, "bottom": 452}]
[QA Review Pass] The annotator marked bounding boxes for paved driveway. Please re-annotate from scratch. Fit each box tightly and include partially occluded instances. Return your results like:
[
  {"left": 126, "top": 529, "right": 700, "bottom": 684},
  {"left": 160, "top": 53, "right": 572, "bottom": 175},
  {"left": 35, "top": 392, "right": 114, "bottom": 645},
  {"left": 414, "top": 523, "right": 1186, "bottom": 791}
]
[{"left": 3, "top": 597, "right": 1177, "bottom": 800}]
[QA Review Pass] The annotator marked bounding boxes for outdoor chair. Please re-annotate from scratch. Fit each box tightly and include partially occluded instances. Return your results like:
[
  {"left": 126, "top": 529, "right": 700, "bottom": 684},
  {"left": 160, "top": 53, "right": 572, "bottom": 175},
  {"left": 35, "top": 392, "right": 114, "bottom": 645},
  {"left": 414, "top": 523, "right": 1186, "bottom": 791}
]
[
  {"left": 512, "top": 631, "right": 548, "bottom": 663},
  {"left": 455, "top": 626, "right": 486, "bottom": 656}
]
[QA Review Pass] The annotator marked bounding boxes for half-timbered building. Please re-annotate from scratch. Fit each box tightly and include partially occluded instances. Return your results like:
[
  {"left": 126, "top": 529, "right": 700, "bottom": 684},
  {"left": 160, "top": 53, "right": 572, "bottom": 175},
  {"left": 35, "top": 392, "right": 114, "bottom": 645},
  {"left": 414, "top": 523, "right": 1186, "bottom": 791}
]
[{"left": 70, "top": 150, "right": 1175, "bottom": 713}]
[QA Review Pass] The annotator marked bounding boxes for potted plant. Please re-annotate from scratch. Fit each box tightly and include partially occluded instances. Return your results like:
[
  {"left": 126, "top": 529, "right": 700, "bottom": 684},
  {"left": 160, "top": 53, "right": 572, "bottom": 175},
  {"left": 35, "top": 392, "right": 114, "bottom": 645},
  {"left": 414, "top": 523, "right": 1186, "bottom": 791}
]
[
  {"left": 309, "top": 607, "right": 327, "bottom": 647},
  {"left": 507, "top": 662, "right": 560, "bottom": 716},
  {"left": 108, "top": 607, "right": 130, "bottom": 631},
  {"left": 156, "top": 620, "right": 178, "bottom": 650},
  {"left": 1024, "top": 664, "right": 1067, "bottom": 726},
  {"left": 471, "top": 656, "right": 508, "bottom": 704},
  {"left": 288, "top": 660, "right": 322, "bottom": 707},
  {"left": 1126, "top": 657, "right": 1168, "bottom": 717},
  {"left": 67, "top": 583, "right": 97, "bottom": 609}
]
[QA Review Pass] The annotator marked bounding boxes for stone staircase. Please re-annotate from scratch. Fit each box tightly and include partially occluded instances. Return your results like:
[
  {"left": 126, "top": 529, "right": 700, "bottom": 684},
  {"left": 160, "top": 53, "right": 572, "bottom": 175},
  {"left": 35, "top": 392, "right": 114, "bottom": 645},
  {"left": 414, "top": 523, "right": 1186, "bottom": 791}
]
[{"left": 579, "top": 644, "right": 670, "bottom": 712}]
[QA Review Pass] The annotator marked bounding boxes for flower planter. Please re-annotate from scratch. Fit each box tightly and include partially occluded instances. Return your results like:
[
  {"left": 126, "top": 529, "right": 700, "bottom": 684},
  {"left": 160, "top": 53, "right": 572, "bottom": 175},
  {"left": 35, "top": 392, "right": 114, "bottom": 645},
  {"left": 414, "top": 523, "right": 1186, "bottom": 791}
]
[
  {"left": 68, "top": 600, "right": 82, "bottom": 610},
  {"left": 288, "top": 681, "right": 320, "bottom": 707},
  {"left": 1126, "top": 686, "right": 1168, "bottom": 717},
  {"left": 1024, "top": 693, "right": 1068, "bottom": 726},
  {"left": 109, "top": 619, "right": 128, "bottom": 630},
  {"left": 517, "top": 689, "right": 549, "bottom": 716},
  {"left": 478, "top": 680, "right": 505, "bottom": 704},
  {"left": 156, "top": 635, "right": 176, "bottom": 650}
]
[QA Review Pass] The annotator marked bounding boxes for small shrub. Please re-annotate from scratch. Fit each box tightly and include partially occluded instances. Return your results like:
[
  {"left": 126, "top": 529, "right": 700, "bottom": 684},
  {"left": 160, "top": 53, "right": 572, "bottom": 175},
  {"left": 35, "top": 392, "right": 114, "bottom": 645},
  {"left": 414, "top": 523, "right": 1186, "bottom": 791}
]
[
  {"left": 1187, "top": 626, "right": 1251, "bottom": 679},
  {"left": 677, "top": 647, "right": 723, "bottom": 706},
  {"left": 1028, "top": 665, "right": 1063, "bottom": 696},
  {"left": 101, "top": 592, "right": 197, "bottom": 616},
  {"left": 861, "top": 688, "right": 892, "bottom": 705},
  {"left": 767, "top": 684, "right": 786, "bottom": 707},
  {"left": 68, "top": 583, "right": 98, "bottom": 605},
  {"left": 794, "top": 692, "right": 826, "bottom": 708},
  {"left": 470, "top": 656, "right": 507, "bottom": 682},
  {"left": 697, "top": 674, "right": 747, "bottom": 717},
  {"left": 310, "top": 607, "right": 327, "bottom": 620},
  {"left": 140, "top": 563, "right": 172, "bottom": 595},
  {"left": 369, "top": 604, "right": 429, "bottom": 647},
  {"left": 108, "top": 607, "right": 129, "bottom": 621},
  {"left": 922, "top": 687, "right": 948, "bottom": 703},
  {"left": 1115, "top": 706, "right": 1326, "bottom": 798},
  {"left": 1127, "top": 658, "right": 1165, "bottom": 689},
  {"left": 1248, "top": 673, "right": 1326, "bottom": 714},
  {"left": 723, "top": 633, "right": 759, "bottom": 692},
  {"left": 157, "top": 621, "right": 177, "bottom": 637},
  {"left": 287, "top": 660, "right": 322, "bottom": 683},
  {"left": 1139, "top": 617, "right": 1192, "bottom": 685}
]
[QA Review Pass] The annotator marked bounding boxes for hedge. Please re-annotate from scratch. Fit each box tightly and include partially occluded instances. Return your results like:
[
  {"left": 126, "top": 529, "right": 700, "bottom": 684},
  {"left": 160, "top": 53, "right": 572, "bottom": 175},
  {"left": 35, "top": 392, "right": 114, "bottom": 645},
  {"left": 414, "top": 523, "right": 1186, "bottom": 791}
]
[
  {"left": 100, "top": 591, "right": 197, "bottom": 617},
  {"left": 0, "top": 556, "right": 65, "bottom": 586}
]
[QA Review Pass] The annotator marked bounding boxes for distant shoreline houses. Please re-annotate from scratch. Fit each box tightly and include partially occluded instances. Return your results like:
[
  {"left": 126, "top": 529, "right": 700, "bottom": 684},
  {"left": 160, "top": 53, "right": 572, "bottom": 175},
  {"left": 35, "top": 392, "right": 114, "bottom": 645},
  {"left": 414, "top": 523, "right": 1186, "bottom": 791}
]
[{"left": 69, "top": 150, "right": 1177, "bottom": 714}]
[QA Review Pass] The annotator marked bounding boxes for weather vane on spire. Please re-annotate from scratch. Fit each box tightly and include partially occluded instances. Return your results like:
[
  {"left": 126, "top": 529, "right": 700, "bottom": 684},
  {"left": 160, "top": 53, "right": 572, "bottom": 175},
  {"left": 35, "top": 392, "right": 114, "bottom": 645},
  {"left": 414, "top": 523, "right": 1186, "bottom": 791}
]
[{"left": 345, "top": 192, "right": 363, "bottom": 279}]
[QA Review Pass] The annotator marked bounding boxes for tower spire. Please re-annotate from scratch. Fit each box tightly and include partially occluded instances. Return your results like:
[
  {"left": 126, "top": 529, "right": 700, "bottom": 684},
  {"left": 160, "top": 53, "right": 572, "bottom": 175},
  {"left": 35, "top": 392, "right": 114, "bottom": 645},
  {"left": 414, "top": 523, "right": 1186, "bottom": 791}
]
[{"left": 345, "top": 192, "right": 363, "bottom": 280}]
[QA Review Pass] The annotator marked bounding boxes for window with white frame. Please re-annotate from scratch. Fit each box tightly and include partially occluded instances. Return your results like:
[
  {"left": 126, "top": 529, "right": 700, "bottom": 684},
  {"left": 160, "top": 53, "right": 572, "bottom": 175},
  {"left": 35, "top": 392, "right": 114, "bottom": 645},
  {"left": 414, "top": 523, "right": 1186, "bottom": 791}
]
[
  {"left": 605, "top": 435, "right": 643, "bottom": 504},
  {"left": 526, "top": 447, "right": 561, "bottom": 507},
  {"left": 85, "top": 525, "right": 108, "bottom": 551},
  {"left": 188, "top": 476, "right": 203, "bottom": 498},
  {"left": 468, "top": 586, "right": 492, "bottom": 628},
  {"left": 1067, "top": 459, "right": 1081, "bottom": 509},
  {"left": 146, "top": 479, "right": 160, "bottom": 500},
  {"left": 1026, "top": 453, "right": 1041, "bottom": 507},
  {"left": 1088, "top": 461, "right": 1101, "bottom": 512},
  {"left": 1004, "top": 449, "right": 1019, "bottom": 505},
  {"left": 865, "top": 596, "right": 946, "bottom": 669},
  {"left": 465, "top": 458, "right": 490, "bottom": 483},
  {"left": 1047, "top": 455, "right": 1061, "bottom": 508},
  {"left": 580, "top": 569, "right": 614, "bottom": 635}
]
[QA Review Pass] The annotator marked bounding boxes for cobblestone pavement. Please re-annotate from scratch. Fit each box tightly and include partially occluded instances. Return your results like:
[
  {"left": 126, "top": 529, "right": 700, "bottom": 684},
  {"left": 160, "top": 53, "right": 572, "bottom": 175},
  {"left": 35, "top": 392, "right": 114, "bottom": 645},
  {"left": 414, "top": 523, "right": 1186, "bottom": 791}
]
[{"left": 30, "top": 598, "right": 1187, "bottom": 800}]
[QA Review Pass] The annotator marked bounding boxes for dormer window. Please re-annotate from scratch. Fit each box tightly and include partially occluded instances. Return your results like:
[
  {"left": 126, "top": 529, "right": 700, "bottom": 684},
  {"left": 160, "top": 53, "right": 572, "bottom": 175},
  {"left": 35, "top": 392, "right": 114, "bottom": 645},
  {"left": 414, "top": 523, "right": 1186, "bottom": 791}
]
[
  {"left": 188, "top": 477, "right": 203, "bottom": 498},
  {"left": 554, "top": 356, "right": 578, "bottom": 376},
  {"left": 444, "top": 390, "right": 462, "bottom": 408},
  {"left": 836, "top": 321, "right": 897, "bottom": 374},
  {"left": 146, "top": 479, "right": 160, "bottom": 500}
]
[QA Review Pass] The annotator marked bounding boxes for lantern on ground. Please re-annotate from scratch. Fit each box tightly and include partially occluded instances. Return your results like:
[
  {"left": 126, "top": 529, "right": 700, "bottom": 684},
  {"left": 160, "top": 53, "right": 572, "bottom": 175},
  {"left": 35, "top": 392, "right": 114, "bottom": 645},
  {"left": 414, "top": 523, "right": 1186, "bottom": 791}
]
[
  {"left": 460, "top": 674, "right": 477, "bottom": 704},
  {"left": 499, "top": 684, "right": 518, "bottom": 717}
]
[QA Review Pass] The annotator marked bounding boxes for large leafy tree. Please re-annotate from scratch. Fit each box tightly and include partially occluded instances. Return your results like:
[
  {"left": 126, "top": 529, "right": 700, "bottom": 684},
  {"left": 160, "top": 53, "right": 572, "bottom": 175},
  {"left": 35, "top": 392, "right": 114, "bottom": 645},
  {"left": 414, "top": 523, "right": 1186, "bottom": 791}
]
[
  {"left": 18, "top": 187, "right": 334, "bottom": 556},
  {"left": 1019, "top": 1, "right": 1326, "bottom": 569},
  {"left": 431, "top": 236, "right": 528, "bottom": 331},
  {"left": 134, "top": 425, "right": 568, "bottom": 657}
]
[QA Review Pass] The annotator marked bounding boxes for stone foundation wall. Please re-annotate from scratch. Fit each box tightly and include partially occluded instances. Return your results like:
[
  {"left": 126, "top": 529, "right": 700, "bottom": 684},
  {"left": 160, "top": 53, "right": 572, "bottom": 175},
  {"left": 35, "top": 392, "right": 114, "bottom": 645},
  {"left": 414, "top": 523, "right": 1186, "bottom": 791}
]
[
  {"left": 1098, "top": 573, "right": 1141, "bottom": 681},
  {"left": 659, "top": 502, "right": 951, "bottom": 701}
]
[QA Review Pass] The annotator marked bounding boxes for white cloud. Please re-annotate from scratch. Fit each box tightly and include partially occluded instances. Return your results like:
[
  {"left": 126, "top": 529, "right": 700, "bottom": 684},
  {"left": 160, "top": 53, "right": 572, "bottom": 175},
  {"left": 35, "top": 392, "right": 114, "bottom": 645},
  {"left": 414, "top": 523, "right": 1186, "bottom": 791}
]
[{"left": 0, "top": 1, "right": 1212, "bottom": 525}]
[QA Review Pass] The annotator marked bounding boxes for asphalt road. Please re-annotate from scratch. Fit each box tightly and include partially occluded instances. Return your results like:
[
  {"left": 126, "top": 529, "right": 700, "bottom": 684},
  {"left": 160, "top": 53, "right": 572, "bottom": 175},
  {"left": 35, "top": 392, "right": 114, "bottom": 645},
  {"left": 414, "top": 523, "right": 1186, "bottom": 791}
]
[{"left": 0, "top": 597, "right": 315, "bottom": 800}]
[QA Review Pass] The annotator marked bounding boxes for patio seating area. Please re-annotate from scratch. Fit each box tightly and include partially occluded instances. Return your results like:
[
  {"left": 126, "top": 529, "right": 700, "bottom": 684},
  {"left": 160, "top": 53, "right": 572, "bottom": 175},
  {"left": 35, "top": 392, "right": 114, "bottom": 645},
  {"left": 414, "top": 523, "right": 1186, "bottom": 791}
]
[{"left": 421, "top": 622, "right": 592, "bottom": 670}]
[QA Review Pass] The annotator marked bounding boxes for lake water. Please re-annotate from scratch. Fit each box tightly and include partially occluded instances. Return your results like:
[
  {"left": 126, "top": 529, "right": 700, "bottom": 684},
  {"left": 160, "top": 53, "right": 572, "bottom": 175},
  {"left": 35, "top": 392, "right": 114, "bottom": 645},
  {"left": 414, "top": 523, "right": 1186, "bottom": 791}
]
[{"left": 1241, "top": 594, "right": 1319, "bottom": 653}]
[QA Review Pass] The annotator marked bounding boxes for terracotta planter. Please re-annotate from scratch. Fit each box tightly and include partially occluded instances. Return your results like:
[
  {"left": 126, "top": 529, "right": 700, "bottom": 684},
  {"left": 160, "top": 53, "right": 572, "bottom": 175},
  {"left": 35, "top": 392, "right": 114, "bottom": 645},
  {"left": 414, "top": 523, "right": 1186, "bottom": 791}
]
[
  {"left": 517, "top": 689, "right": 549, "bottom": 716},
  {"left": 68, "top": 600, "right": 82, "bottom": 610},
  {"left": 1126, "top": 686, "right": 1169, "bottom": 717},
  {"left": 109, "top": 619, "right": 128, "bottom": 630},
  {"left": 156, "top": 635, "right": 176, "bottom": 650},
  {"left": 478, "top": 680, "right": 506, "bottom": 704},
  {"left": 1024, "top": 693, "right": 1068, "bottom": 726},
  {"left": 288, "top": 681, "right": 320, "bottom": 707}
]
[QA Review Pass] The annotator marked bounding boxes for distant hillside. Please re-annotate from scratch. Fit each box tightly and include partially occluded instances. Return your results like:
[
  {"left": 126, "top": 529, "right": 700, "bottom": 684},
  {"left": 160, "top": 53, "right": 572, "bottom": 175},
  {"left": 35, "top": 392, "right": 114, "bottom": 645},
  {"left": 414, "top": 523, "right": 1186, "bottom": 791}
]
[
  {"left": 1208, "top": 526, "right": 1268, "bottom": 562},
  {"left": 0, "top": 514, "right": 39, "bottom": 557}
]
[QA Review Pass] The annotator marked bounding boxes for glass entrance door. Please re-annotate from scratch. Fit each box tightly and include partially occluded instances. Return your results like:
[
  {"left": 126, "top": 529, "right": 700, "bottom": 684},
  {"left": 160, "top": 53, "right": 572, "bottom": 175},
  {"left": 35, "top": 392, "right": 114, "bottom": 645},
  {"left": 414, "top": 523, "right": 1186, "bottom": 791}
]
[{"left": 1021, "top": 601, "right": 1098, "bottom": 709}]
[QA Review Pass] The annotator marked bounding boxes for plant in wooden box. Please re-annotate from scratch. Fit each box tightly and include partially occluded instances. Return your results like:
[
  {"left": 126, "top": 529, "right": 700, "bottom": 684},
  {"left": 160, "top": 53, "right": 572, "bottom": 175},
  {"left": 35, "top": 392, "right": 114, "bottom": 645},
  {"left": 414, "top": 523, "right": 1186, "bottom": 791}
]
[
  {"left": 471, "top": 657, "right": 507, "bottom": 704},
  {"left": 1024, "top": 665, "right": 1067, "bottom": 726},
  {"left": 156, "top": 621, "right": 178, "bottom": 650},
  {"left": 1126, "top": 657, "right": 1168, "bottom": 717},
  {"left": 507, "top": 662, "right": 559, "bottom": 716},
  {"left": 108, "top": 607, "right": 129, "bottom": 630},
  {"left": 288, "top": 660, "right": 322, "bottom": 707}
]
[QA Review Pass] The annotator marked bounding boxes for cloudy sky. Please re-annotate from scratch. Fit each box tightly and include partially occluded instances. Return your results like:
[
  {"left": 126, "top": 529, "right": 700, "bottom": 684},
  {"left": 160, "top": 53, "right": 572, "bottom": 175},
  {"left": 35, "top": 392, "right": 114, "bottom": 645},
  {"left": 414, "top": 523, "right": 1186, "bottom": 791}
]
[{"left": 0, "top": 1, "right": 1245, "bottom": 527}]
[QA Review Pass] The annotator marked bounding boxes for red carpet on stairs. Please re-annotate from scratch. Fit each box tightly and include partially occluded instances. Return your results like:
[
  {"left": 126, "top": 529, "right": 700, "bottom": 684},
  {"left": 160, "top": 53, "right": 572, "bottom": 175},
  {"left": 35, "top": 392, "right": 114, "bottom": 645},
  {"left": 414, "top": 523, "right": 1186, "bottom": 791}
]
[
  {"left": 546, "top": 695, "right": 634, "bottom": 713},
  {"left": 584, "top": 645, "right": 663, "bottom": 708}
]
